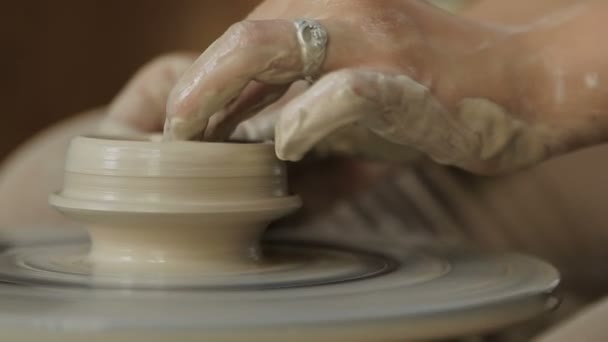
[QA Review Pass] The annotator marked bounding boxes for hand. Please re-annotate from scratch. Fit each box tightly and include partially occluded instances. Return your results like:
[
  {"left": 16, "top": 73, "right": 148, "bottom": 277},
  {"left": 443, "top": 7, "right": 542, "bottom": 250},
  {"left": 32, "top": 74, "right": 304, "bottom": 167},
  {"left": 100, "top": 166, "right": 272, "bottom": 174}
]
[
  {"left": 165, "top": 0, "right": 467, "bottom": 163},
  {"left": 164, "top": 0, "right": 608, "bottom": 174},
  {"left": 162, "top": 0, "right": 513, "bottom": 173},
  {"left": 99, "top": 52, "right": 384, "bottom": 218}
]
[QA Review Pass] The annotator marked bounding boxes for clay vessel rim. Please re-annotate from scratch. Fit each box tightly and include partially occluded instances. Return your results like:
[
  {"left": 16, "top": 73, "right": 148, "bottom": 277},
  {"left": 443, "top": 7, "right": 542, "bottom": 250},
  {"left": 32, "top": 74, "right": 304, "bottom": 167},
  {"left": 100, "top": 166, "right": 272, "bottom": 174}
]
[
  {"left": 66, "top": 135, "right": 282, "bottom": 176},
  {"left": 49, "top": 193, "right": 302, "bottom": 214},
  {"left": 76, "top": 135, "right": 274, "bottom": 149}
]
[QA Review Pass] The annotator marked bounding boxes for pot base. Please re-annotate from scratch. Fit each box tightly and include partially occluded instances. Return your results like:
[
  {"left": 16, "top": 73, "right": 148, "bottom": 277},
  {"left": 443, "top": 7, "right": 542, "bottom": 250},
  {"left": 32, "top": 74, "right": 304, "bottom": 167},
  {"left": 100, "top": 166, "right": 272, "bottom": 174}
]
[
  {"left": 0, "top": 238, "right": 392, "bottom": 289},
  {"left": 0, "top": 227, "right": 558, "bottom": 341}
]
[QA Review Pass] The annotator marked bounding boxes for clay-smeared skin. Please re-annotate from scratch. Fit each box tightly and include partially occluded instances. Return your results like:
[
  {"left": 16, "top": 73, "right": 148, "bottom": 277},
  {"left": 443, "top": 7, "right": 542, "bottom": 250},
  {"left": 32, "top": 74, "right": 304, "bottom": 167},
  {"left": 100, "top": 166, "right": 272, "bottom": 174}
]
[
  {"left": 163, "top": 0, "right": 608, "bottom": 174},
  {"left": 273, "top": 71, "right": 558, "bottom": 173}
]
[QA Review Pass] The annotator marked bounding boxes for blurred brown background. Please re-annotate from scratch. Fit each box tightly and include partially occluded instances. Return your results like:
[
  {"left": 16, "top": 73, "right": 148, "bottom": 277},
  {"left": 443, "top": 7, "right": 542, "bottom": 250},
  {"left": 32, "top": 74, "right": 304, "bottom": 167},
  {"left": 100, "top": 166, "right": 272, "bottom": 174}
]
[{"left": 0, "top": 0, "right": 258, "bottom": 161}]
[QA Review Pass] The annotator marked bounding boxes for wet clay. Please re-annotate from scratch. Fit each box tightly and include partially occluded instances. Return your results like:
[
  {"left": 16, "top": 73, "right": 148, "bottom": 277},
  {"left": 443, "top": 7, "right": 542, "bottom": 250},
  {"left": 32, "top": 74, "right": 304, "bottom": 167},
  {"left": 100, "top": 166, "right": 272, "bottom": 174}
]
[
  {"left": 0, "top": 134, "right": 557, "bottom": 341},
  {"left": 49, "top": 135, "right": 301, "bottom": 273}
]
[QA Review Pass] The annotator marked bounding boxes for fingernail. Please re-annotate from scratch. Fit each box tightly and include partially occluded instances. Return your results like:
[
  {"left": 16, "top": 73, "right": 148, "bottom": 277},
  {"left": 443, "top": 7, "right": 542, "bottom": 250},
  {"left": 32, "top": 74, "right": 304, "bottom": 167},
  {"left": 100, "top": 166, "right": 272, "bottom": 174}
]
[{"left": 275, "top": 141, "right": 302, "bottom": 162}]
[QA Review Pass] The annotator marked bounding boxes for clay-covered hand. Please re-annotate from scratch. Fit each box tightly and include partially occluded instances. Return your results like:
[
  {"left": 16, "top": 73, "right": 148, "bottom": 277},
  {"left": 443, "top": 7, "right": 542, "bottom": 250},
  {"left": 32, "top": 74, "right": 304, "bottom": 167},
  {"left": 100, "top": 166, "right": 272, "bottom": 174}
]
[
  {"left": 94, "top": 51, "right": 375, "bottom": 217},
  {"left": 164, "top": 0, "right": 608, "bottom": 174}
]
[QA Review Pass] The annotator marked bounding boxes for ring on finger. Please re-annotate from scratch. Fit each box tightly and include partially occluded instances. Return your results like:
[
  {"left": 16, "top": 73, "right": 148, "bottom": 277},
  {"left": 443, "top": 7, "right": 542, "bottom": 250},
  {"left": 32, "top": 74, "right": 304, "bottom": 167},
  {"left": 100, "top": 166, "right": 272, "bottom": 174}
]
[{"left": 293, "top": 18, "right": 328, "bottom": 83}]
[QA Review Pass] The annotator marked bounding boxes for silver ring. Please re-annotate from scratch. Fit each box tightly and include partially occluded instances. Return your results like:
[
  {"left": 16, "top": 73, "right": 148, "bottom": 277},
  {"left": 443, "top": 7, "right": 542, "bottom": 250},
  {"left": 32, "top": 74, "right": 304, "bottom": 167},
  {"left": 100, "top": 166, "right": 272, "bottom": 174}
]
[{"left": 293, "top": 18, "right": 328, "bottom": 83}]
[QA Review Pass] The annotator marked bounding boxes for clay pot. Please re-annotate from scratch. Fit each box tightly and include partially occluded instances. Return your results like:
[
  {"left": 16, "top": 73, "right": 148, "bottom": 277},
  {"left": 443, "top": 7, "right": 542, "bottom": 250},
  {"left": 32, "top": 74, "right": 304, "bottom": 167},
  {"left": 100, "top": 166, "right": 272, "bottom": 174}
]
[{"left": 49, "top": 135, "right": 301, "bottom": 273}]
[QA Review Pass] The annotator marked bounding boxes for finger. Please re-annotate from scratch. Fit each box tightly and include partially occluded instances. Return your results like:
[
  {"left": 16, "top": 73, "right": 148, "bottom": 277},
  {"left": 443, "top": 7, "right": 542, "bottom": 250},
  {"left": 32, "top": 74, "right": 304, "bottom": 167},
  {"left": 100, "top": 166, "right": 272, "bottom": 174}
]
[
  {"left": 230, "top": 80, "right": 309, "bottom": 141},
  {"left": 311, "top": 123, "right": 424, "bottom": 161},
  {"left": 204, "top": 81, "right": 288, "bottom": 141},
  {"left": 275, "top": 69, "right": 383, "bottom": 161},
  {"left": 102, "top": 53, "right": 196, "bottom": 134},
  {"left": 227, "top": 75, "right": 412, "bottom": 159},
  {"left": 276, "top": 69, "right": 474, "bottom": 166},
  {"left": 165, "top": 19, "right": 335, "bottom": 140}
]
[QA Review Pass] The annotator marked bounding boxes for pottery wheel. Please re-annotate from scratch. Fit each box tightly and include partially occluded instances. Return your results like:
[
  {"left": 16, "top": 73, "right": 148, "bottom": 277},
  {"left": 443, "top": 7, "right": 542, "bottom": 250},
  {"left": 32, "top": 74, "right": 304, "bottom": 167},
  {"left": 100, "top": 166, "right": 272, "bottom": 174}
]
[
  {"left": 0, "top": 227, "right": 558, "bottom": 342},
  {"left": 0, "top": 137, "right": 559, "bottom": 341}
]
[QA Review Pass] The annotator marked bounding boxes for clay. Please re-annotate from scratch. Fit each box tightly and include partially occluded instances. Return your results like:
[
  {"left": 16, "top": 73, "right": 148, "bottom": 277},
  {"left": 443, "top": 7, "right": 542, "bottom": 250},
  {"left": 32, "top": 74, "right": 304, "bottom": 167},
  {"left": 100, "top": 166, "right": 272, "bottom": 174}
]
[
  {"left": 49, "top": 135, "right": 301, "bottom": 273},
  {"left": 0, "top": 135, "right": 559, "bottom": 341},
  {"left": 0, "top": 227, "right": 559, "bottom": 341}
]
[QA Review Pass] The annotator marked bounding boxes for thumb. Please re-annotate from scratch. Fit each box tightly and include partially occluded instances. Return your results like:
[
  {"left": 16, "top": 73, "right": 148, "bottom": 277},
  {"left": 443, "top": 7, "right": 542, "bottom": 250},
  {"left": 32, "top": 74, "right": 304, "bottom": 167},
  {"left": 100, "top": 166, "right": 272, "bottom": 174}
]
[
  {"left": 274, "top": 69, "right": 415, "bottom": 162},
  {"left": 229, "top": 80, "right": 309, "bottom": 142}
]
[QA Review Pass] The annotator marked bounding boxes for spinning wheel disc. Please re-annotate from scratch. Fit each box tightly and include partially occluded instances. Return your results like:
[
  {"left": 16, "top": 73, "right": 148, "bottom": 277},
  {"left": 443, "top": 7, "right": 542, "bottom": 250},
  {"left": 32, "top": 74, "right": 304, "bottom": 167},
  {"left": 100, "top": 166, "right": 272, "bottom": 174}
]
[
  {"left": 0, "top": 228, "right": 559, "bottom": 342},
  {"left": 0, "top": 137, "right": 558, "bottom": 341}
]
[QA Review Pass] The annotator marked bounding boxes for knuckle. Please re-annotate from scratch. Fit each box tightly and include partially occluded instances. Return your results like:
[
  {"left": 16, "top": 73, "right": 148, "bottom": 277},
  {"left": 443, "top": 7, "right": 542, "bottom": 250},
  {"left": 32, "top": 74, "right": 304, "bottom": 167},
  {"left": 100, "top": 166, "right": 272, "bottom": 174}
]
[
  {"left": 226, "top": 20, "right": 267, "bottom": 46},
  {"left": 325, "top": 70, "right": 367, "bottom": 97}
]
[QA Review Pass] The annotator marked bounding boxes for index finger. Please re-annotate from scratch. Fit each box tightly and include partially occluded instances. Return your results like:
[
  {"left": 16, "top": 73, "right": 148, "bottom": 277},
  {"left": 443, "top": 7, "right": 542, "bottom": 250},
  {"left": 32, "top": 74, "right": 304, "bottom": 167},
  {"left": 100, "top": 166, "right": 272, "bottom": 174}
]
[{"left": 165, "top": 19, "right": 311, "bottom": 140}]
